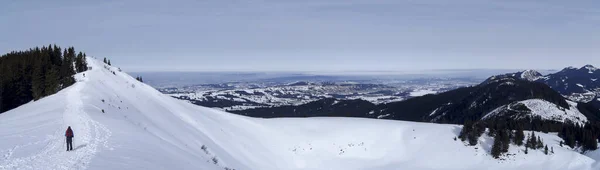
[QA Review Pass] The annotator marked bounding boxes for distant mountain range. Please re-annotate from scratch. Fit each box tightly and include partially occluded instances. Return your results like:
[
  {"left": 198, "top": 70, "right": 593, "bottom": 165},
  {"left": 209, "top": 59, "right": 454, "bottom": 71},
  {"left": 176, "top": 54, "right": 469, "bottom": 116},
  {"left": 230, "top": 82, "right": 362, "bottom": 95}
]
[
  {"left": 233, "top": 65, "right": 600, "bottom": 127},
  {"left": 490, "top": 65, "right": 600, "bottom": 101}
]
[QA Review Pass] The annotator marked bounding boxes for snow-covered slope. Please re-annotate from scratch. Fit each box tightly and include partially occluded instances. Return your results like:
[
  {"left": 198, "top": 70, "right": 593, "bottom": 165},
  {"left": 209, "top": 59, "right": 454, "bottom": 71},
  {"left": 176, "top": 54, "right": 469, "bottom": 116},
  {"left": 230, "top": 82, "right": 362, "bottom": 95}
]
[
  {"left": 520, "top": 70, "right": 543, "bottom": 81},
  {"left": 483, "top": 99, "right": 588, "bottom": 125},
  {"left": 484, "top": 70, "right": 543, "bottom": 83},
  {"left": 1, "top": 59, "right": 600, "bottom": 170}
]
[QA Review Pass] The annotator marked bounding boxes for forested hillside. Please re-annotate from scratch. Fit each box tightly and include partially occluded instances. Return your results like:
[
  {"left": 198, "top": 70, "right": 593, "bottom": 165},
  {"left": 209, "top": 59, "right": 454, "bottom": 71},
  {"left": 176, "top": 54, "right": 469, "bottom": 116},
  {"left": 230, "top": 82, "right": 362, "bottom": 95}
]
[{"left": 0, "top": 45, "right": 88, "bottom": 113}]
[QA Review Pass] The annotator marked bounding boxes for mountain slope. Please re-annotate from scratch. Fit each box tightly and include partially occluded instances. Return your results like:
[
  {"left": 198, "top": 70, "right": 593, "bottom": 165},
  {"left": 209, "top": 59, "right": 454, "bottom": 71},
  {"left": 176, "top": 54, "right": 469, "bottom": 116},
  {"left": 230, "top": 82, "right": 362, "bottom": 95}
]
[
  {"left": 482, "top": 99, "right": 587, "bottom": 125},
  {"left": 494, "top": 65, "right": 600, "bottom": 113},
  {"left": 538, "top": 65, "right": 600, "bottom": 96},
  {"left": 1, "top": 59, "right": 600, "bottom": 170},
  {"left": 485, "top": 70, "right": 543, "bottom": 82},
  {"left": 238, "top": 75, "right": 579, "bottom": 125},
  {"left": 424, "top": 77, "right": 569, "bottom": 124}
]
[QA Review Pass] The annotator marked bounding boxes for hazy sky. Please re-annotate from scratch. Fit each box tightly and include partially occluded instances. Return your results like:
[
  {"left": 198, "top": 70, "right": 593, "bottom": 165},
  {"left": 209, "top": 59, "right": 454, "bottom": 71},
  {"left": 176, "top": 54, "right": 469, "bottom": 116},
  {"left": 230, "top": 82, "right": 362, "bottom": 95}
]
[{"left": 1, "top": 0, "right": 599, "bottom": 72}]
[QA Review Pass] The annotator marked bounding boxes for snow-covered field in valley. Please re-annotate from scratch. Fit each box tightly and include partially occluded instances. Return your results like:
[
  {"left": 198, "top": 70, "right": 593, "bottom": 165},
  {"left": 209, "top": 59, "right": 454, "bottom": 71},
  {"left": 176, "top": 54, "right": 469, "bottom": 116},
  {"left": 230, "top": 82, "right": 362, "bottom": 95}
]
[{"left": 1, "top": 58, "right": 600, "bottom": 170}]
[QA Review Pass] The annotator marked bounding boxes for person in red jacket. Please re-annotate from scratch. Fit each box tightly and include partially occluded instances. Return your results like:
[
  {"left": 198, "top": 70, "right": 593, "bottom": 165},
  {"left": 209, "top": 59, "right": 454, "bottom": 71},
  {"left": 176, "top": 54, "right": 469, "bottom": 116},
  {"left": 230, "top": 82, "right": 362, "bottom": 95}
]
[{"left": 65, "top": 126, "right": 74, "bottom": 151}]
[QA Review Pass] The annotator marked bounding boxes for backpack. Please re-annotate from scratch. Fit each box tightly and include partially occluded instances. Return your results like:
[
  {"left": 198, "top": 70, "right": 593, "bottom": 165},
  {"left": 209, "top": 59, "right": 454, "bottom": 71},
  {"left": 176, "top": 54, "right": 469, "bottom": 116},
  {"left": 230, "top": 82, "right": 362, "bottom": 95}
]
[{"left": 66, "top": 129, "right": 73, "bottom": 137}]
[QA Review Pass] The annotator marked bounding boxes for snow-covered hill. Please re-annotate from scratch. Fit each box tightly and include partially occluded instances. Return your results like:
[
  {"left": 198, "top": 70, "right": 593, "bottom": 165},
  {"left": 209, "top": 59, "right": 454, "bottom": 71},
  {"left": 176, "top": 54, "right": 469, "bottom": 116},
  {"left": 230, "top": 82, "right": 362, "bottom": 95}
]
[
  {"left": 1, "top": 59, "right": 600, "bottom": 170},
  {"left": 484, "top": 70, "right": 543, "bottom": 84},
  {"left": 483, "top": 99, "right": 588, "bottom": 125}
]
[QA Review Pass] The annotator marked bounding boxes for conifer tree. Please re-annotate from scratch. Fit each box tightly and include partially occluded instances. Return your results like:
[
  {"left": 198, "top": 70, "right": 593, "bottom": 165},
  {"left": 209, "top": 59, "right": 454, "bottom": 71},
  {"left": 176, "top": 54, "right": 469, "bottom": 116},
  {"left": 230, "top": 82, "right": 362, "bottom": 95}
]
[
  {"left": 44, "top": 66, "right": 59, "bottom": 96},
  {"left": 530, "top": 132, "right": 537, "bottom": 149},
  {"left": 582, "top": 130, "right": 598, "bottom": 151},
  {"left": 0, "top": 85, "right": 3, "bottom": 112},
  {"left": 537, "top": 137, "right": 544, "bottom": 149},
  {"left": 75, "top": 52, "right": 82, "bottom": 72},
  {"left": 514, "top": 126, "right": 525, "bottom": 146},
  {"left": 81, "top": 53, "right": 88, "bottom": 71},
  {"left": 491, "top": 132, "right": 503, "bottom": 158},
  {"left": 31, "top": 62, "right": 46, "bottom": 100},
  {"left": 459, "top": 120, "right": 473, "bottom": 141},
  {"left": 1, "top": 45, "right": 91, "bottom": 113},
  {"left": 60, "top": 48, "right": 76, "bottom": 86},
  {"left": 501, "top": 129, "right": 510, "bottom": 153},
  {"left": 526, "top": 134, "right": 533, "bottom": 149},
  {"left": 544, "top": 145, "right": 548, "bottom": 155}
]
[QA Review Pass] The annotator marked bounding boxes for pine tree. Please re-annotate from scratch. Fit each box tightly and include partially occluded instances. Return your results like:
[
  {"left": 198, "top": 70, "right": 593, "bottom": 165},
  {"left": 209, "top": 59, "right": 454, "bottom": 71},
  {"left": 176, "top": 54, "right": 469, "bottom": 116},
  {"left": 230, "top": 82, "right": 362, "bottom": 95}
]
[
  {"left": 108, "top": 59, "right": 111, "bottom": 66},
  {"left": 491, "top": 129, "right": 510, "bottom": 159},
  {"left": 103, "top": 57, "right": 107, "bottom": 64},
  {"left": 31, "top": 62, "right": 46, "bottom": 100},
  {"left": 526, "top": 134, "right": 533, "bottom": 149},
  {"left": 524, "top": 146, "right": 528, "bottom": 154},
  {"left": 491, "top": 132, "right": 503, "bottom": 158},
  {"left": 60, "top": 48, "right": 76, "bottom": 86},
  {"left": 514, "top": 126, "right": 525, "bottom": 146},
  {"left": 501, "top": 129, "right": 510, "bottom": 153},
  {"left": 566, "top": 133, "right": 575, "bottom": 148},
  {"left": 44, "top": 66, "right": 59, "bottom": 96},
  {"left": 582, "top": 130, "right": 598, "bottom": 151},
  {"left": 0, "top": 84, "right": 3, "bottom": 113},
  {"left": 75, "top": 52, "right": 84, "bottom": 72},
  {"left": 530, "top": 132, "right": 537, "bottom": 149},
  {"left": 537, "top": 136, "right": 544, "bottom": 149},
  {"left": 1, "top": 45, "right": 89, "bottom": 113},
  {"left": 544, "top": 145, "right": 548, "bottom": 155},
  {"left": 459, "top": 120, "right": 473, "bottom": 141},
  {"left": 81, "top": 53, "right": 88, "bottom": 71}
]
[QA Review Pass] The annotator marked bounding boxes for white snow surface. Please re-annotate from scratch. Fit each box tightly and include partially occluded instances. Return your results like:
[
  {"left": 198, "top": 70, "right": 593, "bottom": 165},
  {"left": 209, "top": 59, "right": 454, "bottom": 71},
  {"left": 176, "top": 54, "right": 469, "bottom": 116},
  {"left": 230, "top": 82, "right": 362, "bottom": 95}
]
[
  {"left": 484, "top": 99, "right": 588, "bottom": 125},
  {"left": 521, "top": 99, "right": 588, "bottom": 124},
  {"left": 0, "top": 59, "right": 599, "bottom": 170},
  {"left": 409, "top": 89, "right": 437, "bottom": 97},
  {"left": 519, "top": 70, "right": 542, "bottom": 81}
]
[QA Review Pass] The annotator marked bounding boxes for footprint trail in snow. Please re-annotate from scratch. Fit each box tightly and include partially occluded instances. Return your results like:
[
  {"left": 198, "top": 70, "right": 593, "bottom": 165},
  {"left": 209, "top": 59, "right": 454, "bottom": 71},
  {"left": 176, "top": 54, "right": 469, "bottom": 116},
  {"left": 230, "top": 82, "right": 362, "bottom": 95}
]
[{"left": 0, "top": 76, "right": 111, "bottom": 170}]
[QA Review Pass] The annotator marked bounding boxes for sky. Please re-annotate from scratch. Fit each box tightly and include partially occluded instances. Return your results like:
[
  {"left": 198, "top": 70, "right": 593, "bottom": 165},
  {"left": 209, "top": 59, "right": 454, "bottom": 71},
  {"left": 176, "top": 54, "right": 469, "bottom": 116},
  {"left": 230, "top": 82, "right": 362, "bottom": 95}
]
[{"left": 1, "top": 0, "right": 599, "bottom": 72}]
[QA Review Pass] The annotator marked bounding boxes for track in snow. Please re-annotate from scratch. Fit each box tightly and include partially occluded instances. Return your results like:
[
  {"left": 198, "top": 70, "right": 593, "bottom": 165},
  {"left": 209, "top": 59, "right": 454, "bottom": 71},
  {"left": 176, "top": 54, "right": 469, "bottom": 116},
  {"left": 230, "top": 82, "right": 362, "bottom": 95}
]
[{"left": 0, "top": 78, "right": 112, "bottom": 170}]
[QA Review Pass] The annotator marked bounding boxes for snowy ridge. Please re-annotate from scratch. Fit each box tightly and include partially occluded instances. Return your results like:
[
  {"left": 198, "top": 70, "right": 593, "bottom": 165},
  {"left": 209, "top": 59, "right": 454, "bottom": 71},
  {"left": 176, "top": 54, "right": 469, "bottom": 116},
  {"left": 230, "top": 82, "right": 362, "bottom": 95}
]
[
  {"left": 0, "top": 58, "right": 599, "bottom": 170},
  {"left": 583, "top": 65, "right": 598, "bottom": 73},
  {"left": 519, "top": 70, "right": 543, "bottom": 81},
  {"left": 485, "top": 70, "right": 542, "bottom": 84},
  {"left": 0, "top": 75, "right": 111, "bottom": 170},
  {"left": 483, "top": 99, "right": 587, "bottom": 125}
]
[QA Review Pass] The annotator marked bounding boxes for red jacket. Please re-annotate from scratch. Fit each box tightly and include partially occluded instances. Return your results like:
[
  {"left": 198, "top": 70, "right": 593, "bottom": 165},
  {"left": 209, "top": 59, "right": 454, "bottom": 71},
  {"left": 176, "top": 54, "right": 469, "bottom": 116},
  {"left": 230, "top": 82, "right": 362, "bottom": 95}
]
[{"left": 65, "top": 128, "right": 74, "bottom": 137}]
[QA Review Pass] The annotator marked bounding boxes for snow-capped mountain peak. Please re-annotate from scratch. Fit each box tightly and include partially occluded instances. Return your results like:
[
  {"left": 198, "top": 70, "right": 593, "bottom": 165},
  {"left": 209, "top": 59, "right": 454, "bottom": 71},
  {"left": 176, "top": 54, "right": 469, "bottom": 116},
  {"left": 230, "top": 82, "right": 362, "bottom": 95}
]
[
  {"left": 562, "top": 66, "right": 577, "bottom": 71},
  {"left": 582, "top": 64, "right": 598, "bottom": 73},
  {"left": 483, "top": 70, "right": 542, "bottom": 84},
  {"left": 519, "top": 69, "right": 543, "bottom": 81}
]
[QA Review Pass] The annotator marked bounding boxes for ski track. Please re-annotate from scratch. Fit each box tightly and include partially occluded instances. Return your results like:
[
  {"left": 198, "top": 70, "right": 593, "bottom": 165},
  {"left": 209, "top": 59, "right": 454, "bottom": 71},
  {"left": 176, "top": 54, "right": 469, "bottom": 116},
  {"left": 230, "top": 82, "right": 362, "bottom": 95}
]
[{"left": 0, "top": 77, "right": 112, "bottom": 170}]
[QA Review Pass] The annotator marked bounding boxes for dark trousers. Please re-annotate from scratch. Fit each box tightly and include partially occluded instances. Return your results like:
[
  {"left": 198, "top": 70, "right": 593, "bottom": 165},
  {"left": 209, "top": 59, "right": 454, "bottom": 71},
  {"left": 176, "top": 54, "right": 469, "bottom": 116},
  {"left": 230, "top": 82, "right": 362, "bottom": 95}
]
[{"left": 66, "top": 137, "right": 73, "bottom": 151}]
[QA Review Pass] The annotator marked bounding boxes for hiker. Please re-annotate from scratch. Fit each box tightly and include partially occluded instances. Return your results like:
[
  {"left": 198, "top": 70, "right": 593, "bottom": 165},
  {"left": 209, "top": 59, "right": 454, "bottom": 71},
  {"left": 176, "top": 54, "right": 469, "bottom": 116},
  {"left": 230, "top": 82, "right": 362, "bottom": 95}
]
[{"left": 65, "top": 126, "right": 74, "bottom": 151}]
